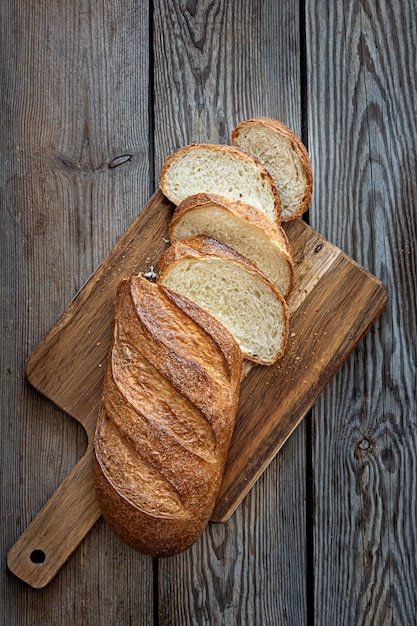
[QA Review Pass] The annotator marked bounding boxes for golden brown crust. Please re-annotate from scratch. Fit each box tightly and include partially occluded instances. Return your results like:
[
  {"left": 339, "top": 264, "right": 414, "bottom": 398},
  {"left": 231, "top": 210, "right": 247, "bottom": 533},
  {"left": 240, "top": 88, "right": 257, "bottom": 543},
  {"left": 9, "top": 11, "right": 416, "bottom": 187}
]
[
  {"left": 231, "top": 117, "right": 313, "bottom": 221},
  {"left": 159, "top": 143, "right": 282, "bottom": 223},
  {"left": 158, "top": 234, "right": 261, "bottom": 278},
  {"left": 169, "top": 193, "right": 294, "bottom": 297},
  {"left": 170, "top": 192, "right": 289, "bottom": 252},
  {"left": 157, "top": 236, "right": 289, "bottom": 364},
  {"left": 93, "top": 276, "right": 242, "bottom": 557}
]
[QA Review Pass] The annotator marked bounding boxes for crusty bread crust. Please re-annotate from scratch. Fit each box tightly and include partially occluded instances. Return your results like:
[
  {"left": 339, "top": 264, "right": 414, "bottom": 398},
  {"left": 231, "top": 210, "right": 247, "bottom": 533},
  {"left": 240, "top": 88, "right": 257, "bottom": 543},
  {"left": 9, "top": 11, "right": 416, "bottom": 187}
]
[
  {"left": 157, "top": 235, "right": 289, "bottom": 364},
  {"left": 93, "top": 276, "right": 242, "bottom": 556},
  {"left": 159, "top": 143, "right": 282, "bottom": 223},
  {"left": 158, "top": 234, "right": 272, "bottom": 281},
  {"left": 231, "top": 117, "right": 313, "bottom": 221},
  {"left": 170, "top": 192, "right": 292, "bottom": 256},
  {"left": 169, "top": 193, "right": 294, "bottom": 297}
]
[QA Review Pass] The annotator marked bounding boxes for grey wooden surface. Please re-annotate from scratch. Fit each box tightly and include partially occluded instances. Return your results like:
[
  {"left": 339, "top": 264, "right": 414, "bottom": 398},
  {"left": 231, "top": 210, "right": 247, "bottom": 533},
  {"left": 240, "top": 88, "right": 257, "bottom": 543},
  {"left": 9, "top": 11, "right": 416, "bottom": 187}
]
[{"left": 1, "top": 1, "right": 415, "bottom": 624}]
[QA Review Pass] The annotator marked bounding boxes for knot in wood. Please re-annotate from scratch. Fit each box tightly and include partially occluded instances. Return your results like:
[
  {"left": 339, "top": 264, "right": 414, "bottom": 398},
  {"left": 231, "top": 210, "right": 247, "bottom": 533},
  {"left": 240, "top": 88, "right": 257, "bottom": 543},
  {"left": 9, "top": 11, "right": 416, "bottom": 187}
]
[
  {"left": 108, "top": 154, "right": 132, "bottom": 169},
  {"left": 358, "top": 437, "right": 371, "bottom": 451}
]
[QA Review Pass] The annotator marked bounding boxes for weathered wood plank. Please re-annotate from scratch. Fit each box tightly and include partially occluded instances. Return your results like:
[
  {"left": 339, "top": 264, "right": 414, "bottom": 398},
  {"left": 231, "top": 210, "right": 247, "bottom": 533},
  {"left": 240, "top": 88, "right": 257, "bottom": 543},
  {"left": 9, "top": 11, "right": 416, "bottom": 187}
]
[
  {"left": 152, "top": 1, "right": 307, "bottom": 623},
  {"left": 1, "top": 0, "right": 154, "bottom": 623},
  {"left": 2, "top": 0, "right": 414, "bottom": 624},
  {"left": 307, "top": 1, "right": 417, "bottom": 624}
]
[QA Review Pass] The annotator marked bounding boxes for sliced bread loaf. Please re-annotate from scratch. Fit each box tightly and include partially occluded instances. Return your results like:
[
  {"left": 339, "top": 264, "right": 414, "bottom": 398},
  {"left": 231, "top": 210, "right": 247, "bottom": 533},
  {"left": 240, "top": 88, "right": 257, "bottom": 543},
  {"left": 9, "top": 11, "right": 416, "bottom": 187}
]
[
  {"left": 169, "top": 193, "right": 294, "bottom": 298},
  {"left": 231, "top": 117, "right": 313, "bottom": 221},
  {"left": 159, "top": 143, "right": 281, "bottom": 223},
  {"left": 157, "top": 235, "right": 289, "bottom": 365}
]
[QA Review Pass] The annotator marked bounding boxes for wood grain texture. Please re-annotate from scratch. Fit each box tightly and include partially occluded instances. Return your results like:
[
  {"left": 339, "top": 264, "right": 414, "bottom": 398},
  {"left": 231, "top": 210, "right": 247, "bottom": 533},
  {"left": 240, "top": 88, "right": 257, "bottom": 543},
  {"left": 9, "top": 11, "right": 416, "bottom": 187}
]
[
  {"left": 307, "top": 1, "right": 417, "bottom": 624},
  {"left": 1, "top": 0, "right": 414, "bottom": 624},
  {"left": 1, "top": 0, "right": 154, "bottom": 621}
]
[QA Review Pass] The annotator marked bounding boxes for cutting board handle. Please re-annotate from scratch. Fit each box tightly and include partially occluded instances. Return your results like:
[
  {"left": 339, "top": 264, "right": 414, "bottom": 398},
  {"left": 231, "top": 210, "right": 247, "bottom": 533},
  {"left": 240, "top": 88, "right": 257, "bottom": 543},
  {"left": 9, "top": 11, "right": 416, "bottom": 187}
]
[{"left": 7, "top": 446, "right": 101, "bottom": 589}]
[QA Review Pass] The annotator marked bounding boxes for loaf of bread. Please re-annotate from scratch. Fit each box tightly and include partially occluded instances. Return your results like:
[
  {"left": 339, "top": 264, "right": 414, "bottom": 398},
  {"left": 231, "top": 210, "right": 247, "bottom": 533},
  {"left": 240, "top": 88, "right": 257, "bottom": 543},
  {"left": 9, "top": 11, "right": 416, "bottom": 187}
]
[
  {"left": 157, "top": 235, "right": 289, "bottom": 364},
  {"left": 231, "top": 117, "right": 313, "bottom": 221},
  {"left": 169, "top": 193, "right": 294, "bottom": 298},
  {"left": 94, "top": 120, "right": 308, "bottom": 555},
  {"left": 93, "top": 276, "right": 243, "bottom": 556},
  {"left": 159, "top": 143, "right": 281, "bottom": 223}
]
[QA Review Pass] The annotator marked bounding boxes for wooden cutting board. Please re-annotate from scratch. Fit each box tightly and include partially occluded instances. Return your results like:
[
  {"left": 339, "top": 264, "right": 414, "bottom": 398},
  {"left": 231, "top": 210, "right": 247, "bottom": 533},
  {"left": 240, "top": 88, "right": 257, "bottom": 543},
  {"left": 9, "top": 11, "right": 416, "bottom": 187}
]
[{"left": 7, "top": 190, "right": 388, "bottom": 588}]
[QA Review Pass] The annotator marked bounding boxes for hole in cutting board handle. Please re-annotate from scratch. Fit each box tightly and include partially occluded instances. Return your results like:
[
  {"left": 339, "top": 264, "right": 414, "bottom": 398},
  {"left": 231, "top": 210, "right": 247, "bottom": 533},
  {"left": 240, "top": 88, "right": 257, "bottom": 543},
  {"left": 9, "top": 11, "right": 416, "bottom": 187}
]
[{"left": 30, "top": 549, "right": 46, "bottom": 564}]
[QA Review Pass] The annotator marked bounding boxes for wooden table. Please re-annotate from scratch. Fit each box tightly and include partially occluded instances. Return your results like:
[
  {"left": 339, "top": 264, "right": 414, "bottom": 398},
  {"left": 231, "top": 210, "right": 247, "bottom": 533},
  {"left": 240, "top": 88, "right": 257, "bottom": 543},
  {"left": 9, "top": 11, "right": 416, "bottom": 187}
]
[{"left": 1, "top": 2, "right": 415, "bottom": 624}]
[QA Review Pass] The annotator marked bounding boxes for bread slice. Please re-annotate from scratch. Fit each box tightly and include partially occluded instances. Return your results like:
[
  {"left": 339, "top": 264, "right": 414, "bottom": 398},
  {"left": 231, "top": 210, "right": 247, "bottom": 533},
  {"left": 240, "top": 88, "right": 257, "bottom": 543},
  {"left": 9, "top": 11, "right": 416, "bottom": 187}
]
[
  {"left": 157, "top": 236, "right": 289, "bottom": 365},
  {"left": 159, "top": 143, "right": 281, "bottom": 223},
  {"left": 231, "top": 117, "right": 313, "bottom": 221},
  {"left": 94, "top": 276, "right": 242, "bottom": 557},
  {"left": 169, "top": 193, "right": 294, "bottom": 298}
]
